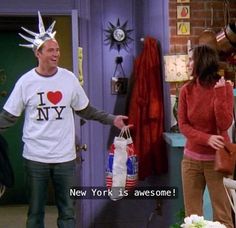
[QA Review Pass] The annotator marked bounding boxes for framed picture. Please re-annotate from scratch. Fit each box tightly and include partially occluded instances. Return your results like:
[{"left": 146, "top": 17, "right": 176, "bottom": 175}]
[
  {"left": 177, "top": 22, "right": 190, "bottom": 35},
  {"left": 177, "top": 0, "right": 190, "bottom": 3},
  {"left": 177, "top": 5, "right": 190, "bottom": 19}
]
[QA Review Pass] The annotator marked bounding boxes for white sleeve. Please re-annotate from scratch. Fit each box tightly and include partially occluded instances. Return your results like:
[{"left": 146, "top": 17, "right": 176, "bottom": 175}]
[
  {"left": 71, "top": 76, "right": 89, "bottom": 111},
  {"left": 3, "top": 81, "right": 25, "bottom": 117}
]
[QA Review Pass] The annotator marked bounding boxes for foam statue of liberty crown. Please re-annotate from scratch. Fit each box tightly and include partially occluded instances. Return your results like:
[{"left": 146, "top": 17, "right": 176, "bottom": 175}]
[{"left": 18, "top": 11, "right": 56, "bottom": 50}]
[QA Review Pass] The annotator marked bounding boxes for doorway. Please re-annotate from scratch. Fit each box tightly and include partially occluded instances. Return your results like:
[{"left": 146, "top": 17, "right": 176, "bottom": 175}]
[{"left": 0, "top": 26, "right": 36, "bottom": 204}]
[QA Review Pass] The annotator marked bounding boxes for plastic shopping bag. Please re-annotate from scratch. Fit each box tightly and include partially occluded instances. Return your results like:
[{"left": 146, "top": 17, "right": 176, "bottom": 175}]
[{"left": 106, "top": 127, "right": 138, "bottom": 200}]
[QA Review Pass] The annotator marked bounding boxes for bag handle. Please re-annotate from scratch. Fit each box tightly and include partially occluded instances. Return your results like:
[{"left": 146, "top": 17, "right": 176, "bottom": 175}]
[
  {"left": 118, "top": 127, "right": 125, "bottom": 137},
  {"left": 125, "top": 127, "right": 131, "bottom": 138},
  {"left": 119, "top": 127, "right": 132, "bottom": 139}
]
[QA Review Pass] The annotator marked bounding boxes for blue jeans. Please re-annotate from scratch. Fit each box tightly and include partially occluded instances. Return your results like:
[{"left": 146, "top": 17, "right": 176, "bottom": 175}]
[{"left": 24, "top": 158, "right": 76, "bottom": 228}]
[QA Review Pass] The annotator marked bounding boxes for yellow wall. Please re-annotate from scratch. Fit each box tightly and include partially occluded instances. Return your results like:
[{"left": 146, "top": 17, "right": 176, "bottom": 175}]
[{"left": 53, "top": 16, "right": 73, "bottom": 71}]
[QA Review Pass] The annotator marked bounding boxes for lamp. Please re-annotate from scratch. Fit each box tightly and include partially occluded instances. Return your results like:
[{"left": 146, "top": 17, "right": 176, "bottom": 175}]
[{"left": 164, "top": 54, "right": 189, "bottom": 132}]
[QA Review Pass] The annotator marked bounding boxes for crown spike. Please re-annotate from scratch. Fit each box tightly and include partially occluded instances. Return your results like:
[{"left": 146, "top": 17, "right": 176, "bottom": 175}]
[
  {"left": 18, "top": 33, "right": 35, "bottom": 43},
  {"left": 38, "top": 11, "right": 45, "bottom": 34},
  {"left": 46, "top": 21, "right": 56, "bottom": 35},
  {"left": 51, "top": 31, "right": 56, "bottom": 38},
  {"left": 18, "top": 11, "right": 57, "bottom": 50},
  {"left": 19, "top": 44, "right": 34, "bottom": 49},
  {"left": 21, "top": 27, "right": 38, "bottom": 37}
]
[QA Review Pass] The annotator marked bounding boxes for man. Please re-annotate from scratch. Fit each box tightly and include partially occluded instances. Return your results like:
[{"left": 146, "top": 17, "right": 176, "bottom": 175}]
[{"left": 1, "top": 12, "right": 128, "bottom": 228}]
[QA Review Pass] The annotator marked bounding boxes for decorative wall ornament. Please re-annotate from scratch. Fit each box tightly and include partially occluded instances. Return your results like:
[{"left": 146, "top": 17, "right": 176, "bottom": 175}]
[
  {"left": 177, "top": 5, "right": 190, "bottom": 19},
  {"left": 78, "top": 47, "right": 84, "bottom": 86},
  {"left": 177, "top": 22, "right": 190, "bottom": 35},
  {"left": 176, "top": 0, "right": 190, "bottom": 36},
  {"left": 104, "top": 18, "right": 133, "bottom": 52},
  {"left": 111, "top": 56, "right": 128, "bottom": 95},
  {"left": 177, "top": 0, "right": 190, "bottom": 3}
]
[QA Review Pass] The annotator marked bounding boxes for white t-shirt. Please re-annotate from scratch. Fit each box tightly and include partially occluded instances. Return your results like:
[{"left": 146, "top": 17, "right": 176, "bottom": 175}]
[{"left": 3, "top": 67, "right": 89, "bottom": 163}]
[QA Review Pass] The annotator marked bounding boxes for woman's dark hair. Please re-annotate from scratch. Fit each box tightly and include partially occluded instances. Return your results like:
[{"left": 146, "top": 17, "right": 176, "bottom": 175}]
[{"left": 191, "top": 45, "right": 220, "bottom": 86}]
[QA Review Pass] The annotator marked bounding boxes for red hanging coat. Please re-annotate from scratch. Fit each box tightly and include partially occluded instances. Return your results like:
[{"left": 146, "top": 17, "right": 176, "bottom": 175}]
[{"left": 128, "top": 37, "right": 167, "bottom": 180}]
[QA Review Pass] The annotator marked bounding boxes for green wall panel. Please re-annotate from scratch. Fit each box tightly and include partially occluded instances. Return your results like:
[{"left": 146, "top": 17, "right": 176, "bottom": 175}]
[{"left": 0, "top": 31, "right": 36, "bottom": 204}]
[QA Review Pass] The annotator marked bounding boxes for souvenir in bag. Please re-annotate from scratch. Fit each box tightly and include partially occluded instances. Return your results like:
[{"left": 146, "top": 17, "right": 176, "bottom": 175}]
[{"left": 106, "top": 127, "right": 138, "bottom": 200}]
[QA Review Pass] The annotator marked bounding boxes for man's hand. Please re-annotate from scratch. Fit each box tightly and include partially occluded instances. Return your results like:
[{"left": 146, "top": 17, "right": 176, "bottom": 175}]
[{"left": 113, "top": 115, "right": 133, "bottom": 129}]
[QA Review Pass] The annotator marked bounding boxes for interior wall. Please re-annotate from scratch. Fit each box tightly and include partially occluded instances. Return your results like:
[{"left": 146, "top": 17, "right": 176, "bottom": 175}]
[
  {"left": 0, "top": 0, "right": 81, "bottom": 15},
  {"left": 54, "top": 16, "right": 73, "bottom": 71},
  {"left": 169, "top": 0, "right": 236, "bottom": 53},
  {"left": 168, "top": 0, "right": 236, "bottom": 94},
  {"left": 78, "top": 0, "right": 171, "bottom": 227}
]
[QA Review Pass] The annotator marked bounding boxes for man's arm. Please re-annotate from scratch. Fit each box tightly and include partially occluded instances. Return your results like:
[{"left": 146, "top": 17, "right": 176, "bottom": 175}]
[
  {"left": 0, "top": 110, "right": 19, "bottom": 131},
  {"left": 75, "top": 103, "right": 129, "bottom": 129},
  {"left": 75, "top": 103, "right": 115, "bottom": 125}
]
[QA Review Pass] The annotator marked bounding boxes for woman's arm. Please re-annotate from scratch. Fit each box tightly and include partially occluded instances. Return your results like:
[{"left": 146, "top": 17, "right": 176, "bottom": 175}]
[{"left": 214, "top": 81, "right": 234, "bottom": 131}]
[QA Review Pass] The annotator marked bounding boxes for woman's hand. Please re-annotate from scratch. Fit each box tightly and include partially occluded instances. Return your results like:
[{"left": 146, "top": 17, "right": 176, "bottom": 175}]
[
  {"left": 207, "top": 135, "right": 225, "bottom": 150},
  {"left": 214, "top": 76, "right": 225, "bottom": 88}
]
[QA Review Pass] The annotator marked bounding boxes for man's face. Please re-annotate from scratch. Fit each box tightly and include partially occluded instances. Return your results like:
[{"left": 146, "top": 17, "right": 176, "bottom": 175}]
[{"left": 36, "top": 39, "right": 60, "bottom": 69}]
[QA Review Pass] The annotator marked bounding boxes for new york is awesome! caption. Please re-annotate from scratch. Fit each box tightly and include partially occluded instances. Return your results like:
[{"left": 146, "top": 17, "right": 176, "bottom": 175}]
[{"left": 69, "top": 186, "right": 178, "bottom": 199}]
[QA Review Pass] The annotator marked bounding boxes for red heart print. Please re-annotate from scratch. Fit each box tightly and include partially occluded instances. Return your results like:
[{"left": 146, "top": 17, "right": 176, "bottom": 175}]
[{"left": 47, "top": 91, "right": 62, "bottom": 105}]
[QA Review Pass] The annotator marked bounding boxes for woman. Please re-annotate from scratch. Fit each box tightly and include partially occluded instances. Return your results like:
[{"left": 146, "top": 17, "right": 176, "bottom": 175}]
[{"left": 178, "top": 45, "right": 234, "bottom": 227}]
